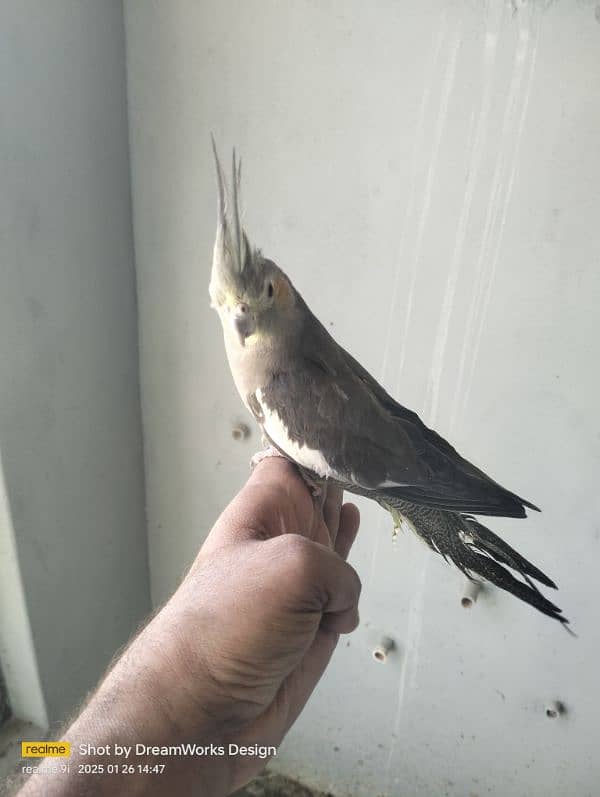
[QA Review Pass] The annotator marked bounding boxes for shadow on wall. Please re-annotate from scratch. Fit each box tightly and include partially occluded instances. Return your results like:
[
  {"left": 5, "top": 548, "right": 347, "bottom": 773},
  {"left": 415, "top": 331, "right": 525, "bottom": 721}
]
[{"left": 0, "top": 669, "right": 10, "bottom": 727}]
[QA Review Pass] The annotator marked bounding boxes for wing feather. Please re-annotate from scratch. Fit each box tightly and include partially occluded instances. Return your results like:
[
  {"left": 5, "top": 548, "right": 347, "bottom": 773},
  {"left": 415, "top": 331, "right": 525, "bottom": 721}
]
[{"left": 262, "top": 302, "right": 539, "bottom": 518}]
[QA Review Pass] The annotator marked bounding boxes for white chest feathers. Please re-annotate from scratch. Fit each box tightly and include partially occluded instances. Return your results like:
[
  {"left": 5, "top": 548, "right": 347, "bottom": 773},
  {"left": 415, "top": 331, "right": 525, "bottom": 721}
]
[{"left": 254, "top": 389, "right": 340, "bottom": 479}]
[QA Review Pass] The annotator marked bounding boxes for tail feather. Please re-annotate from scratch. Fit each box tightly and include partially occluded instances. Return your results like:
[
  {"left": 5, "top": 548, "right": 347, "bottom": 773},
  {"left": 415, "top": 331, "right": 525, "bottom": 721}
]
[
  {"left": 461, "top": 549, "right": 568, "bottom": 626},
  {"left": 382, "top": 498, "right": 570, "bottom": 628},
  {"left": 464, "top": 517, "right": 557, "bottom": 589},
  {"left": 449, "top": 521, "right": 569, "bottom": 628}
]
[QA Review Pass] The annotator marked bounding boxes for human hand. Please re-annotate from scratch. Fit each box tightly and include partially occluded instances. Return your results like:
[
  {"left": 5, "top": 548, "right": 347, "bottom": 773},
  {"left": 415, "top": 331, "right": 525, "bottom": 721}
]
[
  {"left": 151, "top": 456, "right": 361, "bottom": 791},
  {"left": 20, "top": 458, "right": 361, "bottom": 797}
]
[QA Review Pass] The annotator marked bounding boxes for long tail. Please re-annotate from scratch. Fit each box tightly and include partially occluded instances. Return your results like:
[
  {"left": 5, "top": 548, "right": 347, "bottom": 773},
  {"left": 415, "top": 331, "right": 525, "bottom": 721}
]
[{"left": 384, "top": 500, "right": 570, "bottom": 629}]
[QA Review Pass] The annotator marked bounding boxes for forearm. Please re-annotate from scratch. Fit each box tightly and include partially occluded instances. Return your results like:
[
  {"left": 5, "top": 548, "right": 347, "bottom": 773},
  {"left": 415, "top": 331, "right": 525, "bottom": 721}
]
[{"left": 19, "top": 615, "right": 232, "bottom": 797}]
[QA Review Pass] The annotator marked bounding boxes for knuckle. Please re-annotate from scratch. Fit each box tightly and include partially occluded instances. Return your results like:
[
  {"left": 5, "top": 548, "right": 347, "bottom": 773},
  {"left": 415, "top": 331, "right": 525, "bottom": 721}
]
[
  {"left": 279, "top": 534, "right": 316, "bottom": 573},
  {"left": 350, "top": 566, "right": 362, "bottom": 598},
  {"left": 339, "top": 561, "right": 362, "bottom": 604},
  {"left": 266, "top": 534, "right": 319, "bottom": 592}
]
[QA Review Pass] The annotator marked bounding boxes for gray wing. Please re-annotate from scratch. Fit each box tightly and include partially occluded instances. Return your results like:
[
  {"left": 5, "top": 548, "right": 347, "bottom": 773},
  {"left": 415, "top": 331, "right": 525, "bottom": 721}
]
[{"left": 260, "top": 313, "right": 539, "bottom": 519}]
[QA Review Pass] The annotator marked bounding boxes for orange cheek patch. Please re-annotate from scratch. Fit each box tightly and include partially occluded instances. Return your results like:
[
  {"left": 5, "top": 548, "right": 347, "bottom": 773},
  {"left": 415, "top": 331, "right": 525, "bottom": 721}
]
[{"left": 274, "top": 276, "right": 292, "bottom": 307}]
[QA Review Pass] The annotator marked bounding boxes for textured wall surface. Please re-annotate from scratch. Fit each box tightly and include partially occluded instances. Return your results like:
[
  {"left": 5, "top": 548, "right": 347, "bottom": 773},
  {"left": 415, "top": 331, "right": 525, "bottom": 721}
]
[
  {"left": 125, "top": 1, "right": 600, "bottom": 794},
  {"left": 1, "top": 0, "right": 151, "bottom": 724}
]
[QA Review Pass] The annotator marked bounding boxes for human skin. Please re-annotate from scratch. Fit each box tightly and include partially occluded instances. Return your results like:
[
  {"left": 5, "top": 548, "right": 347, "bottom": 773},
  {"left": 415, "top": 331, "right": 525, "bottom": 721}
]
[{"left": 17, "top": 458, "right": 361, "bottom": 796}]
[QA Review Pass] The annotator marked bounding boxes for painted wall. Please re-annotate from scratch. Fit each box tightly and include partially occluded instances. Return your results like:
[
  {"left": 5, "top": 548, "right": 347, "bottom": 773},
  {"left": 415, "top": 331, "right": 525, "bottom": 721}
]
[
  {"left": 125, "top": 2, "right": 600, "bottom": 795},
  {"left": 1, "top": 1, "right": 150, "bottom": 725}
]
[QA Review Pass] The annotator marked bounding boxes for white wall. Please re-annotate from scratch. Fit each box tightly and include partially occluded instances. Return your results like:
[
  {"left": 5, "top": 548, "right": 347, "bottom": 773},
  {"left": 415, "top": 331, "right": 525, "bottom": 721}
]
[
  {"left": 125, "top": 2, "right": 600, "bottom": 795},
  {"left": 1, "top": 0, "right": 151, "bottom": 725}
]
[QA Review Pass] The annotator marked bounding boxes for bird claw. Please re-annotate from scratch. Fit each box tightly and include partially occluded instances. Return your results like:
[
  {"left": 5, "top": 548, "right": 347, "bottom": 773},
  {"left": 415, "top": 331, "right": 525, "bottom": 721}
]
[{"left": 303, "top": 475, "right": 323, "bottom": 500}]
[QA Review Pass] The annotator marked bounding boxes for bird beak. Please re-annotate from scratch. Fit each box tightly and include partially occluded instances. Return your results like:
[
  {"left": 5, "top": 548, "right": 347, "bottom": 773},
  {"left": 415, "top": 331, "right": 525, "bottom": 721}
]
[{"left": 232, "top": 303, "right": 255, "bottom": 346}]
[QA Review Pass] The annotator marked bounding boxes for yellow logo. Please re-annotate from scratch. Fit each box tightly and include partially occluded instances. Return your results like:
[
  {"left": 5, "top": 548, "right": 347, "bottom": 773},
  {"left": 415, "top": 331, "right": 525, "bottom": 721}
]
[{"left": 21, "top": 741, "right": 71, "bottom": 758}]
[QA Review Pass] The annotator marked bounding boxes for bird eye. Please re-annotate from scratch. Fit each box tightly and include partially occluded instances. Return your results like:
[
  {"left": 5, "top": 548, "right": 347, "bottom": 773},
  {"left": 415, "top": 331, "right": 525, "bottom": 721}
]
[{"left": 267, "top": 281, "right": 274, "bottom": 298}]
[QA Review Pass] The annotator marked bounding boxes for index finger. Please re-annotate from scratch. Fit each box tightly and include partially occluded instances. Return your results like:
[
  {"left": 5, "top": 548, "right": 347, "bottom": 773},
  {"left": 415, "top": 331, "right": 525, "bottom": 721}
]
[{"left": 201, "top": 457, "right": 314, "bottom": 555}]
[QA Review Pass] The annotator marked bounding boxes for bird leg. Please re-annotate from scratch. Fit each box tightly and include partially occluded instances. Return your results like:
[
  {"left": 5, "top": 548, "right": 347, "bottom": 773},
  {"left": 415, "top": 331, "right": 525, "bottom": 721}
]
[{"left": 296, "top": 465, "right": 325, "bottom": 507}]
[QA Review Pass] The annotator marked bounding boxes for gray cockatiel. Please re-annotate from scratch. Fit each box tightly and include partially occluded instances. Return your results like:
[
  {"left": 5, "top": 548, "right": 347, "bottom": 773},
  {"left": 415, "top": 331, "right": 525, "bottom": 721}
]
[{"left": 209, "top": 141, "right": 568, "bottom": 629}]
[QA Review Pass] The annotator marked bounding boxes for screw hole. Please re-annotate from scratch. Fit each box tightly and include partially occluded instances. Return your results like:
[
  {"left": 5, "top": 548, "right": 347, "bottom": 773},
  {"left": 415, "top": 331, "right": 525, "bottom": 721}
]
[
  {"left": 545, "top": 701, "right": 565, "bottom": 719},
  {"left": 460, "top": 579, "right": 481, "bottom": 608},
  {"left": 372, "top": 636, "right": 395, "bottom": 663},
  {"left": 231, "top": 424, "right": 250, "bottom": 441}
]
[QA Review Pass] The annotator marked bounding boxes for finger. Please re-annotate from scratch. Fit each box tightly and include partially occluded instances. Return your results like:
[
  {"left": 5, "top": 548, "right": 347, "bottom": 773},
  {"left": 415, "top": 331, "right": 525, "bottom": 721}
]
[
  {"left": 334, "top": 503, "right": 361, "bottom": 561},
  {"left": 202, "top": 458, "right": 311, "bottom": 553},
  {"left": 321, "top": 484, "right": 343, "bottom": 546},
  {"left": 320, "top": 604, "right": 359, "bottom": 634},
  {"left": 278, "top": 629, "right": 339, "bottom": 734},
  {"left": 247, "top": 458, "right": 316, "bottom": 536},
  {"left": 247, "top": 456, "right": 307, "bottom": 501},
  {"left": 277, "top": 535, "right": 361, "bottom": 634},
  {"left": 308, "top": 543, "right": 362, "bottom": 634}
]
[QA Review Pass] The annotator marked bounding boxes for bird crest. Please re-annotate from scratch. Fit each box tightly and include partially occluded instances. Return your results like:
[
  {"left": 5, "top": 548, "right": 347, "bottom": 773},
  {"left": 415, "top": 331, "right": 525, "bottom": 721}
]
[{"left": 211, "top": 135, "right": 253, "bottom": 278}]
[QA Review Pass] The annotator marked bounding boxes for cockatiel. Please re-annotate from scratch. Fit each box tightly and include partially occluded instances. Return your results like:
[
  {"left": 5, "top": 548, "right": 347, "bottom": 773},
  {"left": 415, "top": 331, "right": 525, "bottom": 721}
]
[{"left": 209, "top": 141, "right": 568, "bottom": 628}]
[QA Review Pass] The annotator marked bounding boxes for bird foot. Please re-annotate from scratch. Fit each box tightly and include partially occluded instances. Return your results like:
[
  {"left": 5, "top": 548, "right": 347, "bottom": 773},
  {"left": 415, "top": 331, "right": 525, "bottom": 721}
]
[
  {"left": 251, "top": 448, "right": 324, "bottom": 506},
  {"left": 300, "top": 472, "right": 324, "bottom": 500},
  {"left": 250, "top": 445, "right": 286, "bottom": 469},
  {"left": 295, "top": 465, "right": 326, "bottom": 509},
  {"left": 389, "top": 507, "right": 403, "bottom": 541}
]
